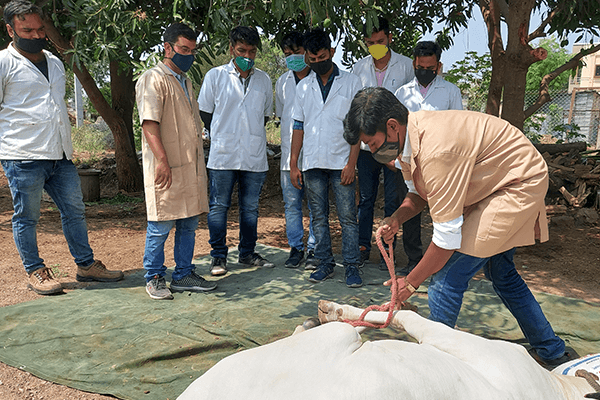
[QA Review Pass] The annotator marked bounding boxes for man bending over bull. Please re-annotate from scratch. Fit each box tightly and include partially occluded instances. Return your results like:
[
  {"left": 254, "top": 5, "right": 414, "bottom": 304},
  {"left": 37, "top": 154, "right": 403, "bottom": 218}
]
[{"left": 343, "top": 86, "right": 571, "bottom": 369}]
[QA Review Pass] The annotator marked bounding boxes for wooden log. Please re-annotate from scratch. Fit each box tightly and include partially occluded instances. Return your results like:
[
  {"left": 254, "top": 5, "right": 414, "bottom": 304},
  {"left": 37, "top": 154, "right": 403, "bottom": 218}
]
[
  {"left": 559, "top": 186, "right": 577, "bottom": 206},
  {"left": 547, "top": 162, "right": 575, "bottom": 172},
  {"left": 534, "top": 142, "right": 587, "bottom": 155},
  {"left": 546, "top": 204, "right": 568, "bottom": 214},
  {"left": 581, "top": 174, "right": 600, "bottom": 179}
]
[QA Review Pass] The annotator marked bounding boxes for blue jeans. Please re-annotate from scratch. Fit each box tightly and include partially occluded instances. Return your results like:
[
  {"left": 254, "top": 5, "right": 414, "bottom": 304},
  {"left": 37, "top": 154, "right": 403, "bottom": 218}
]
[
  {"left": 428, "top": 248, "right": 565, "bottom": 360},
  {"left": 281, "top": 170, "right": 315, "bottom": 252},
  {"left": 303, "top": 169, "right": 359, "bottom": 268},
  {"left": 207, "top": 169, "right": 266, "bottom": 259},
  {"left": 357, "top": 150, "right": 399, "bottom": 253},
  {"left": 143, "top": 216, "right": 199, "bottom": 282},
  {"left": 1, "top": 159, "right": 94, "bottom": 274}
]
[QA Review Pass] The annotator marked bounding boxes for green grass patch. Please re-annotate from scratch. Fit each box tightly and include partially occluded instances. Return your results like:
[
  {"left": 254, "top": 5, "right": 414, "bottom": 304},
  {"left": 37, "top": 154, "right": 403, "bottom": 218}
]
[
  {"left": 98, "top": 193, "right": 144, "bottom": 205},
  {"left": 72, "top": 125, "right": 108, "bottom": 154},
  {"left": 266, "top": 120, "right": 281, "bottom": 145}
]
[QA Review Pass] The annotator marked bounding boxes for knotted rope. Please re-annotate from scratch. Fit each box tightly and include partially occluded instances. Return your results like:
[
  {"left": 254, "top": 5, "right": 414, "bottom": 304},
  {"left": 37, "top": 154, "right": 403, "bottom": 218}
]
[{"left": 343, "top": 226, "right": 401, "bottom": 328}]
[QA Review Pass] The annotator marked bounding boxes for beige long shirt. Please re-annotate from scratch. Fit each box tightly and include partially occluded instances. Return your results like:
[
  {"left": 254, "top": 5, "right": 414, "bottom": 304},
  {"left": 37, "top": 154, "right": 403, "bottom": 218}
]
[
  {"left": 136, "top": 62, "right": 208, "bottom": 221},
  {"left": 399, "top": 110, "right": 549, "bottom": 258}
]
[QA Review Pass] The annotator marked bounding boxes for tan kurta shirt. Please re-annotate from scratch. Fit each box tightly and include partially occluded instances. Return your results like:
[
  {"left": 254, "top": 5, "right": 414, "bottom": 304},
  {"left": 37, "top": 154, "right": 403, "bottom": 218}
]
[
  {"left": 136, "top": 62, "right": 209, "bottom": 221},
  {"left": 399, "top": 110, "right": 549, "bottom": 258}
]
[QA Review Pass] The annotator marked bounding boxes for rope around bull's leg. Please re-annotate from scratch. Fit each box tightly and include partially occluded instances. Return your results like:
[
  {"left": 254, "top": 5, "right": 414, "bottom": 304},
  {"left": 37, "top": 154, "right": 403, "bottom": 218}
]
[{"left": 343, "top": 226, "right": 400, "bottom": 328}]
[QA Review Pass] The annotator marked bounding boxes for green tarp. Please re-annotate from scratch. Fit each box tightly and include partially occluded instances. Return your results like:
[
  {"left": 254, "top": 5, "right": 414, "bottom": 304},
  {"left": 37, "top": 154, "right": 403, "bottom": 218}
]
[{"left": 1, "top": 244, "right": 599, "bottom": 399}]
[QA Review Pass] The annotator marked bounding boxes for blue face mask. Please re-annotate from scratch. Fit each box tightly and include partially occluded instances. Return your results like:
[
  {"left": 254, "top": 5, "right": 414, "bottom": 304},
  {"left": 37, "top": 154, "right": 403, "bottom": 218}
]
[
  {"left": 171, "top": 51, "right": 194, "bottom": 73},
  {"left": 285, "top": 54, "right": 307, "bottom": 72},
  {"left": 234, "top": 56, "right": 255, "bottom": 72}
]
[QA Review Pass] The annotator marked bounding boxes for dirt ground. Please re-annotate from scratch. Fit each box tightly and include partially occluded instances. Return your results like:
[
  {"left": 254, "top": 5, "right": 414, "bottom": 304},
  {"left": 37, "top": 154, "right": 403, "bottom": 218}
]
[{"left": 1, "top": 152, "right": 599, "bottom": 400}]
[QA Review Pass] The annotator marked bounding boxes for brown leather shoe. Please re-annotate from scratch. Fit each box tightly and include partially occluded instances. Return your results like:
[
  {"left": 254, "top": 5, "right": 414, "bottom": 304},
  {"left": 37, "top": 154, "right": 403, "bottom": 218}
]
[
  {"left": 76, "top": 260, "right": 124, "bottom": 282},
  {"left": 28, "top": 267, "right": 63, "bottom": 295}
]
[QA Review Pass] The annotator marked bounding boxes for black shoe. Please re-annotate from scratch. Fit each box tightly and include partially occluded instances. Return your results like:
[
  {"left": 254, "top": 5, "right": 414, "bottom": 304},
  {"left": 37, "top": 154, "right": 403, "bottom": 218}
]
[
  {"left": 379, "top": 257, "right": 392, "bottom": 271},
  {"left": 359, "top": 247, "right": 370, "bottom": 265},
  {"left": 171, "top": 271, "right": 217, "bottom": 293},
  {"left": 238, "top": 253, "right": 275, "bottom": 268},
  {"left": 304, "top": 250, "right": 319, "bottom": 270},
  {"left": 396, "top": 262, "right": 415, "bottom": 276},
  {"left": 528, "top": 347, "right": 579, "bottom": 371},
  {"left": 285, "top": 248, "right": 304, "bottom": 268},
  {"left": 210, "top": 257, "right": 227, "bottom": 276}
]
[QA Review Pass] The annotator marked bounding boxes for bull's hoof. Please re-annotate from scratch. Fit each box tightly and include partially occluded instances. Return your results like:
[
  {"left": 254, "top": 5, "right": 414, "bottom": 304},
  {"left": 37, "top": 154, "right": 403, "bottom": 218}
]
[
  {"left": 302, "top": 317, "right": 321, "bottom": 330},
  {"left": 401, "top": 301, "right": 418, "bottom": 312},
  {"left": 317, "top": 300, "right": 343, "bottom": 324}
]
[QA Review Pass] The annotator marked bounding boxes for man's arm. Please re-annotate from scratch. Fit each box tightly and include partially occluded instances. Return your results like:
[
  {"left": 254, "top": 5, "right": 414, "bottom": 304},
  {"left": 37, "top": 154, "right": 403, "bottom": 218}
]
[
  {"left": 380, "top": 192, "right": 455, "bottom": 305},
  {"left": 380, "top": 192, "right": 427, "bottom": 242},
  {"left": 384, "top": 242, "right": 454, "bottom": 305},
  {"left": 142, "top": 120, "right": 171, "bottom": 189},
  {"left": 290, "top": 127, "right": 304, "bottom": 190},
  {"left": 199, "top": 111, "right": 213, "bottom": 134},
  {"left": 340, "top": 142, "right": 360, "bottom": 185},
  {"left": 449, "top": 84, "right": 464, "bottom": 111}
]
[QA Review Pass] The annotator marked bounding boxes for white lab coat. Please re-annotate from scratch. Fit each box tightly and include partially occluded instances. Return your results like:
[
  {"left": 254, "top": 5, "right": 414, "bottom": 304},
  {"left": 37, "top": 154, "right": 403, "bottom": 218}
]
[
  {"left": 0, "top": 44, "right": 72, "bottom": 160},
  {"left": 276, "top": 69, "right": 313, "bottom": 171},
  {"left": 197, "top": 60, "right": 273, "bottom": 172},
  {"left": 395, "top": 75, "right": 463, "bottom": 112},
  {"left": 351, "top": 50, "right": 414, "bottom": 93},
  {"left": 291, "top": 68, "right": 362, "bottom": 171}
]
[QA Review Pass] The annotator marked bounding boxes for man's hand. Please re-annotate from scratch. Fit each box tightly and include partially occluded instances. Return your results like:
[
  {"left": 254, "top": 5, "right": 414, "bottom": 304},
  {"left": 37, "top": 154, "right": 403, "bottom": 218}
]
[
  {"left": 155, "top": 160, "right": 172, "bottom": 189},
  {"left": 340, "top": 163, "right": 356, "bottom": 185},
  {"left": 383, "top": 276, "right": 415, "bottom": 306},
  {"left": 380, "top": 215, "right": 400, "bottom": 244},
  {"left": 384, "top": 159, "right": 397, "bottom": 171},
  {"left": 142, "top": 120, "right": 172, "bottom": 190},
  {"left": 290, "top": 166, "right": 303, "bottom": 190}
]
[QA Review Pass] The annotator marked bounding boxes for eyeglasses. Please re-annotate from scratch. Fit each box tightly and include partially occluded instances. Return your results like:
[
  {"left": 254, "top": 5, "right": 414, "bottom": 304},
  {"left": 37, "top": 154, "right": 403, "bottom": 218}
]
[{"left": 169, "top": 42, "right": 197, "bottom": 56}]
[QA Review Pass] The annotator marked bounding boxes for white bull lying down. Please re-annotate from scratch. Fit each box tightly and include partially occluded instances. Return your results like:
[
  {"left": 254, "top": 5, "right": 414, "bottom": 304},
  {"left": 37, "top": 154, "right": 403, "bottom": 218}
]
[{"left": 178, "top": 300, "right": 599, "bottom": 400}]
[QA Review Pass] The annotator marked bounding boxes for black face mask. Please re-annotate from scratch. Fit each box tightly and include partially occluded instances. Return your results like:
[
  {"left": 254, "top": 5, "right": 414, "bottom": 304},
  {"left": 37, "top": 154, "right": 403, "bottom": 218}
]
[
  {"left": 310, "top": 57, "right": 333, "bottom": 76},
  {"left": 13, "top": 31, "right": 46, "bottom": 54},
  {"left": 415, "top": 68, "right": 436, "bottom": 87}
]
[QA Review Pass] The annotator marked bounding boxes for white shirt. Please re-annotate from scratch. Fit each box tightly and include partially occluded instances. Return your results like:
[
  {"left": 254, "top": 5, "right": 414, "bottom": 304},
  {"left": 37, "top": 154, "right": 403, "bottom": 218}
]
[
  {"left": 395, "top": 75, "right": 463, "bottom": 112},
  {"left": 395, "top": 76, "right": 464, "bottom": 251},
  {"left": 352, "top": 50, "right": 414, "bottom": 151},
  {"left": 351, "top": 50, "right": 414, "bottom": 93},
  {"left": 291, "top": 69, "right": 362, "bottom": 171},
  {"left": 276, "top": 69, "right": 312, "bottom": 171},
  {"left": 0, "top": 44, "right": 73, "bottom": 160},
  {"left": 197, "top": 60, "right": 273, "bottom": 172}
]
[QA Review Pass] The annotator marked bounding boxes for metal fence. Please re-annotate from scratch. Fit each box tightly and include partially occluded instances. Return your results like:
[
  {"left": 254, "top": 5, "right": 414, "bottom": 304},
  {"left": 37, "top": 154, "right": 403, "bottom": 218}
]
[{"left": 461, "top": 89, "right": 600, "bottom": 147}]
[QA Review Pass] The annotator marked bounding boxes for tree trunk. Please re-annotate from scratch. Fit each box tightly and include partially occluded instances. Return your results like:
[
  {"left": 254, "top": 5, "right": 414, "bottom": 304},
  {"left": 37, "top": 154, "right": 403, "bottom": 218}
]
[
  {"left": 499, "top": 0, "right": 545, "bottom": 131},
  {"left": 109, "top": 61, "right": 143, "bottom": 192},
  {"left": 42, "top": 16, "right": 144, "bottom": 193},
  {"left": 481, "top": 0, "right": 504, "bottom": 117}
]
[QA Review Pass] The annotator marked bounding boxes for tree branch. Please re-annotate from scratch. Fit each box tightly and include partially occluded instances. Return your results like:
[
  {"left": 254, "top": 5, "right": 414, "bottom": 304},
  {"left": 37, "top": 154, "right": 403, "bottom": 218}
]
[
  {"left": 495, "top": 0, "right": 509, "bottom": 20},
  {"left": 524, "top": 43, "right": 600, "bottom": 119},
  {"left": 527, "top": 7, "right": 559, "bottom": 42}
]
